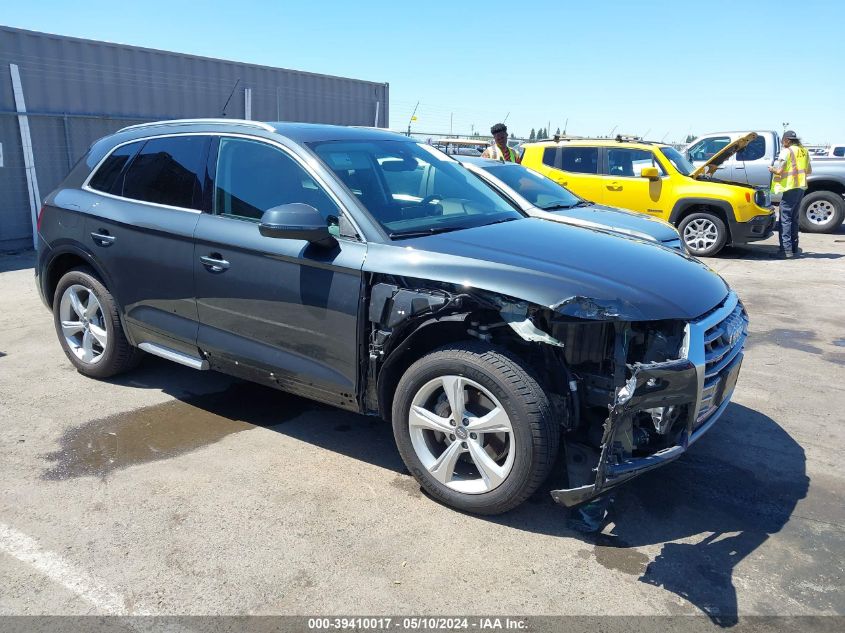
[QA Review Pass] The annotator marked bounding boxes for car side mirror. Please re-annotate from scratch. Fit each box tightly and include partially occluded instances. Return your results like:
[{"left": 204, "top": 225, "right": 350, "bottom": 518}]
[
  {"left": 640, "top": 167, "right": 660, "bottom": 180},
  {"left": 259, "top": 203, "right": 337, "bottom": 247}
]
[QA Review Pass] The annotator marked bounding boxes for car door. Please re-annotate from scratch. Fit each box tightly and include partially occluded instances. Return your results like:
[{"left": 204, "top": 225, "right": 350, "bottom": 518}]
[
  {"left": 533, "top": 146, "right": 603, "bottom": 202},
  {"left": 193, "top": 135, "right": 366, "bottom": 409},
  {"left": 687, "top": 135, "right": 734, "bottom": 180},
  {"left": 598, "top": 147, "right": 671, "bottom": 218},
  {"left": 732, "top": 133, "right": 771, "bottom": 188},
  {"left": 83, "top": 134, "right": 209, "bottom": 355}
]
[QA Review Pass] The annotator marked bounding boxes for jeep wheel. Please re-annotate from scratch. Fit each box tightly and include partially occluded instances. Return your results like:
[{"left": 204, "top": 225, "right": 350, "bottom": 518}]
[
  {"left": 391, "top": 343, "right": 559, "bottom": 515},
  {"left": 53, "top": 267, "right": 141, "bottom": 378},
  {"left": 799, "top": 191, "right": 845, "bottom": 233},
  {"left": 679, "top": 212, "right": 728, "bottom": 257}
]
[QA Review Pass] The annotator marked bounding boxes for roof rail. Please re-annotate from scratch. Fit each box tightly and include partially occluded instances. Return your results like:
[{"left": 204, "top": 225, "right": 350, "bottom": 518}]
[
  {"left": 117, "top": 118, "right": 275, "bottom": 133},
  {"left": 615, "top": 134, "right": 642, "bottom": 142}
]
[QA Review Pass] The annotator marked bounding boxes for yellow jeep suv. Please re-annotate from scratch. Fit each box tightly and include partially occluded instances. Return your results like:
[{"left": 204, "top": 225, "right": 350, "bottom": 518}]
[{"left": 520, "top": 134, "right": 775, "bottom": 256}]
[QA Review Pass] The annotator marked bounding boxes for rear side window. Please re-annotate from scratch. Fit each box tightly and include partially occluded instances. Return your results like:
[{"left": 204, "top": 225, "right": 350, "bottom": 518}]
[
  {"left": 542, "top": 148, "right": 558, "bottom": 168},
  {"left": 88, "top": 142, "right": 142, "bottom": 195},
  {"left": 834, "top": 146, "right": 845, "bottom": 157},
  {"left": 122, "top": 136, "right": 207, "bottom": 210},
  {"left": 560, "top": 147, "right": 598, "bottom": 174},
  {"left": 214, "top": 137, "right": 339, "bottom": 221},
  {"left": 736, "top": 137, "right": 765, "bottom": 161}
]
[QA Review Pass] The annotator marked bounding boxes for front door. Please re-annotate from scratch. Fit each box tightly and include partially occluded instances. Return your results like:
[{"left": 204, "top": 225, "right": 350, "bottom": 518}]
[
  {"left": 598, "top": 147, "right": 670, "bottom": 219},
  {"left": 687, "top": 135, "right": 733, "bottom": 181},
  {"left": 193, "top": 136, "right": 366, "bottom": 409}
]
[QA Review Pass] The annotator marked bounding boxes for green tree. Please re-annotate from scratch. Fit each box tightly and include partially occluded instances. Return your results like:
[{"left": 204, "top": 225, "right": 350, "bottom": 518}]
[
  {"left": 555, "top": 127, "right": 561, "bottom": 135},
  {"left": 685, "top": 134, "right": 697, "bottom": 143},
  {"left": 529, "top": 128, "right": 536, "bottom": 141}
]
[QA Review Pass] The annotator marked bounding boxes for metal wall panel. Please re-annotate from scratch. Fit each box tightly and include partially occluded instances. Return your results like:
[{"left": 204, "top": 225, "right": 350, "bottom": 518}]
[{"left": 0, "top": 26, "right": 389, "bottom": 250}]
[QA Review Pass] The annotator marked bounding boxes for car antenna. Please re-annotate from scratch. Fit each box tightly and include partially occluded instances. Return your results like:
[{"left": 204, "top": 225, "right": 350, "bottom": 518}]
[{"left": 220, "top": 78, "right": 241, "bottom": 117}]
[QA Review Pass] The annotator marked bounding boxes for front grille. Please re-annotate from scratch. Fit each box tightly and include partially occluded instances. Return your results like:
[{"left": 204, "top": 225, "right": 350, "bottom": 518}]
[{"left": 697, "top": 302, "right": 748, "bottom": 421}]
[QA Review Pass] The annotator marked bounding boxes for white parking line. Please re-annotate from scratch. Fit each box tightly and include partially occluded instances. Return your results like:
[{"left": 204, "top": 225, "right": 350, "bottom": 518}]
[{"left": 0, "top": 522, "right": 144, "bottom": 615}]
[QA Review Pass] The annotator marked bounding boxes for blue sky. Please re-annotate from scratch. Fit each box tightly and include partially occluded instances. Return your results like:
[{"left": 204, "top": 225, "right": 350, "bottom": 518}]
[{"left": 4, "top": 0, "right": 842, "bottom": 143}]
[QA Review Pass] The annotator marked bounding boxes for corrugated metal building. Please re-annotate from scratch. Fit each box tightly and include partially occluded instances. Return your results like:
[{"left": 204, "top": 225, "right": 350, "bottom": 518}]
[{"left": 0, "top": 26, "right": 389, "bottom": 251}]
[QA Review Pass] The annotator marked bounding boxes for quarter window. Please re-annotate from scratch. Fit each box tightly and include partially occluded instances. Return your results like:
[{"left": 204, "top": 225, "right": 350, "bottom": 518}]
[
  {"left": 88, "top": 142, "right": 143, "bottom": 195},
  {"left": 607, "top": 148, "right": 665, "bottom": 177},
  {"left": 214, "top": 137, "right": 339, "bottom": 222},
  {"left": 688, "top": 136, "right": 731, "bottom": 162},
  {"left": 121, "top": 136, "right": 207, "bottom": 209},
  {"left": 542, "top": 148, "right": 558, "bottom": 169},
  {"left": 560, "top": 147, "right": 598, "bottom": 174}
]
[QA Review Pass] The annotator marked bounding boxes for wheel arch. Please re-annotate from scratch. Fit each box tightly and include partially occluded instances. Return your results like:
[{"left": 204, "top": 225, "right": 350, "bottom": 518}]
[
  {"left": 805, "top": 179, "right": 845, "bottom": 196},
  {"left": 670, "top": 198, "right": 734, "bottom": 241}
]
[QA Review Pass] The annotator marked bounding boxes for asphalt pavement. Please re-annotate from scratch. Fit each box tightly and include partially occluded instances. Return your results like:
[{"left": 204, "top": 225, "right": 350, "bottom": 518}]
[{"left": 0, "top": 228, "right": 843, "bottom": 627}]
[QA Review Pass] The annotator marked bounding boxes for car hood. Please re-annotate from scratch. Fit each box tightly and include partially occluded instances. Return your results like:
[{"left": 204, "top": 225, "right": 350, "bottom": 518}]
[
  {"left": 529, "top": 204, "right": 680, "bottom": 244},
  {"left": 690, "top": 132, "right": 758, "bottom": 179},
  {"left": 364, "top": 218, "right": 729, "bottom": 322}
]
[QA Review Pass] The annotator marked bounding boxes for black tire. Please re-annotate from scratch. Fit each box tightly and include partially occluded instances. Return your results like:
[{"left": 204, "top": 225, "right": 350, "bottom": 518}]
[
  {"left": 52, "top": 266, "right": 141, "bottom": 378},
  {"left": 391, "top": 342, "right": 559, "bottom": 515},
  {"left": 798, "top": 191, "right": 845, "bottom": 233},
  {"left": 678, "top": 211, "right": 728, "bottom": 257}
]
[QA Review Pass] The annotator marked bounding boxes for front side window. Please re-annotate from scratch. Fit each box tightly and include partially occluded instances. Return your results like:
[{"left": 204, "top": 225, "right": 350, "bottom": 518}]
[
  {"left": 560, "top": 147, "right": 598, "bottom": 174},
  {"left": 483, "top": 164, "right": 581, "bottom": 210},
  {"left": 122, "top": 136, "right": 207, "bottom": 209},
  {"left": 736, "top": 136, "right": 765, "bottom": 161},
  {"left": 606, "top": 148, "right": 665, "bottom": 178},
  {"left": 688, "top": 136, "right": 731, "bottom": 162},
  {"left": 310, "top": 139, "right": 522, "bottom": 237},
  {"left": 214, "top": 137, "right": 339, "bottom": 222},
  {"left": 88, "top": 141, "right": 143, "bottom": 195}
]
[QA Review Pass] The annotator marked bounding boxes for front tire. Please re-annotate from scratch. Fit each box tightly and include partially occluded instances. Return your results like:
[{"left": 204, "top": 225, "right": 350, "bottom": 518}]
[
  {"left": 391, "top": 343, "right": 559, "bottom": 515},
  {"left": 53, "top": 267, "right": 141, "bottom": 378},
  {"left": 679, "top": 212, "right": 728, "bottom": 257},
  {"left": 799, "top": 191, "right": 845, "bottom": 233}
]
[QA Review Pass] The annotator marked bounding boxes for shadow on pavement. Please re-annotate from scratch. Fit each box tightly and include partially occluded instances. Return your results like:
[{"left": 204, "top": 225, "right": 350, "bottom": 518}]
[
  {"left": 47, "top": 360, "right": 808, "bottom": 625},
  {"left": 0, "top": 249, "right": 36, "bottom": 273}
]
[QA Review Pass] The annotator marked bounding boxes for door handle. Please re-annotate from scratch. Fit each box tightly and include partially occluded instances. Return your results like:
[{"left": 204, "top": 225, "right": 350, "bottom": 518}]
[
  {"left": 90, "top": 230, "right": 116, "bottom": 246},
  {"left": 200, "top": 254, "right": 230, "bottom": 273},
  {"left": 606, "top": 184, "right": 623, "bottom": 191},
  {"left": 558, "top": 180, "right": 568, "bottom": 186},
  {"left": 734, "top": 165, "right": 746, "bottom": 169}
]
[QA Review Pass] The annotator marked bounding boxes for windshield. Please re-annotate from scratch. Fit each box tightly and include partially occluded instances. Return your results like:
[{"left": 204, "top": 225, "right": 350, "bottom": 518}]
[
  {"left": 659, "top": 146, "right": 695, "bottom": 176},
  {"left": 309, "top": 140, "right": 522, "bottom": 237},
  {"left": 482, "top": 164, "right": 581, "bottom": 210}
]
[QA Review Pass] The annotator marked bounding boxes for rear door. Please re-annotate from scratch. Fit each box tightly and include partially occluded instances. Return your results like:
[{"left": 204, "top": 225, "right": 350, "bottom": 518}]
[
  {"left": 193, "top": 135, "right": 366, "bottom": 408},
  {"left": 534, "top": 146, "right": 603, "bottom": 202},
  {"left": 83, "top": 134, "right": 209, "bottom": 354},
  {"left": 732, "top": 134, "right": 770, "bottom": 187},
  {"left": 597, "top": 147, "right": 671, "bottom": 218}
]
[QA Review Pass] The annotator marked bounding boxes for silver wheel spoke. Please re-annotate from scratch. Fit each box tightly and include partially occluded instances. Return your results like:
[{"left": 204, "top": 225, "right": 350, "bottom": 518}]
[
  {"left": 69, "top": 290, "right": 85, "bottom": 318},
  {"left": 428, "top": 441, "right": 464, "bottom": 485},
  {"left": 89, "top": 323, "right": 108, "bottom": 348},
  {"left": 82, "top": 330, "right": 95, "bottom": 362},
  {"left": 467, "top": 407, "right": 511, "bottom": 434},
  {"left": 61, "top": 320, "right": 84, "bottom": 337},
  {"left": 409, "top": 405, "right": 453, "bottom": 434},
  {"left": 441, "top": 375, "right": 466, "bottom": 419},
  {"left": 84, "top": 294, "right": 100, "bottom": 319},
  {"left": 467, "top": 441, "right": 506, "bottom": 489}
]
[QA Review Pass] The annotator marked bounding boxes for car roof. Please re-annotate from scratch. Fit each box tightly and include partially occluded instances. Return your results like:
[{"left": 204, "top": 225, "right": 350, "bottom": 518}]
[{"left": 524, "top": 138, "right": 668, "bottom": 150}]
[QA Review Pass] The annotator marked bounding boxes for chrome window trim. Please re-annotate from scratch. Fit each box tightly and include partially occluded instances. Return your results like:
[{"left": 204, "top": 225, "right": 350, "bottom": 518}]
[{"left": 82, "top": 131, "right": 366, "bottom": 241}]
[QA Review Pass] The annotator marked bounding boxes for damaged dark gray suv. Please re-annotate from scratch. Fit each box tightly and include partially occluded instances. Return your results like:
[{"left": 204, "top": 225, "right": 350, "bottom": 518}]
[{"left": 36, "top": 120, "right": 747, "bottom": 514}]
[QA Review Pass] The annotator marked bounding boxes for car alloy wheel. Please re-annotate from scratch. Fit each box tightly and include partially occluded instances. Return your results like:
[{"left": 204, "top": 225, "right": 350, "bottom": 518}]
[
  {"left": 683, "top": 217, "right": 719, "bottom": 252},
  {"left": 408, "top": 375, "right": 515, "bottom": 494},
  {"left": 58, "top": 284, "right": 108, "bottom": 364},
  {"left": 806, "top": 199, "right": 834, "bottom": 226}
]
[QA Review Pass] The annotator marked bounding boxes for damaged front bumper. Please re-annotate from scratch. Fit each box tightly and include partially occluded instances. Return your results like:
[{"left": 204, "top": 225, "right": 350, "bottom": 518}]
[{"left": 552, "top": 292, "right": 747, "bottom": 507}]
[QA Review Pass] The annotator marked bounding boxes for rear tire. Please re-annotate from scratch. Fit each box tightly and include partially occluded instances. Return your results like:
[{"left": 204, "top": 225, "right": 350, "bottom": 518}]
[
  {"left": 799, "top": 191, "right": 845, "bottom": 233},
  {"left": 679, "top": 211, "right": 728, "bottom": 257},
  {"left": 53, "top": 267, "right": 141, "bottom": 378},
  {"left": 391, "top": 342, "right": 559, "bottom": 515}
]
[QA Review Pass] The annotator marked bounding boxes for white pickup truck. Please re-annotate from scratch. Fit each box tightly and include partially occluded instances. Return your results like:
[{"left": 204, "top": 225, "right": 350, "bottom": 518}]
[{"left": 685, "top": 130, "right": 845, "bottom": 233}]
